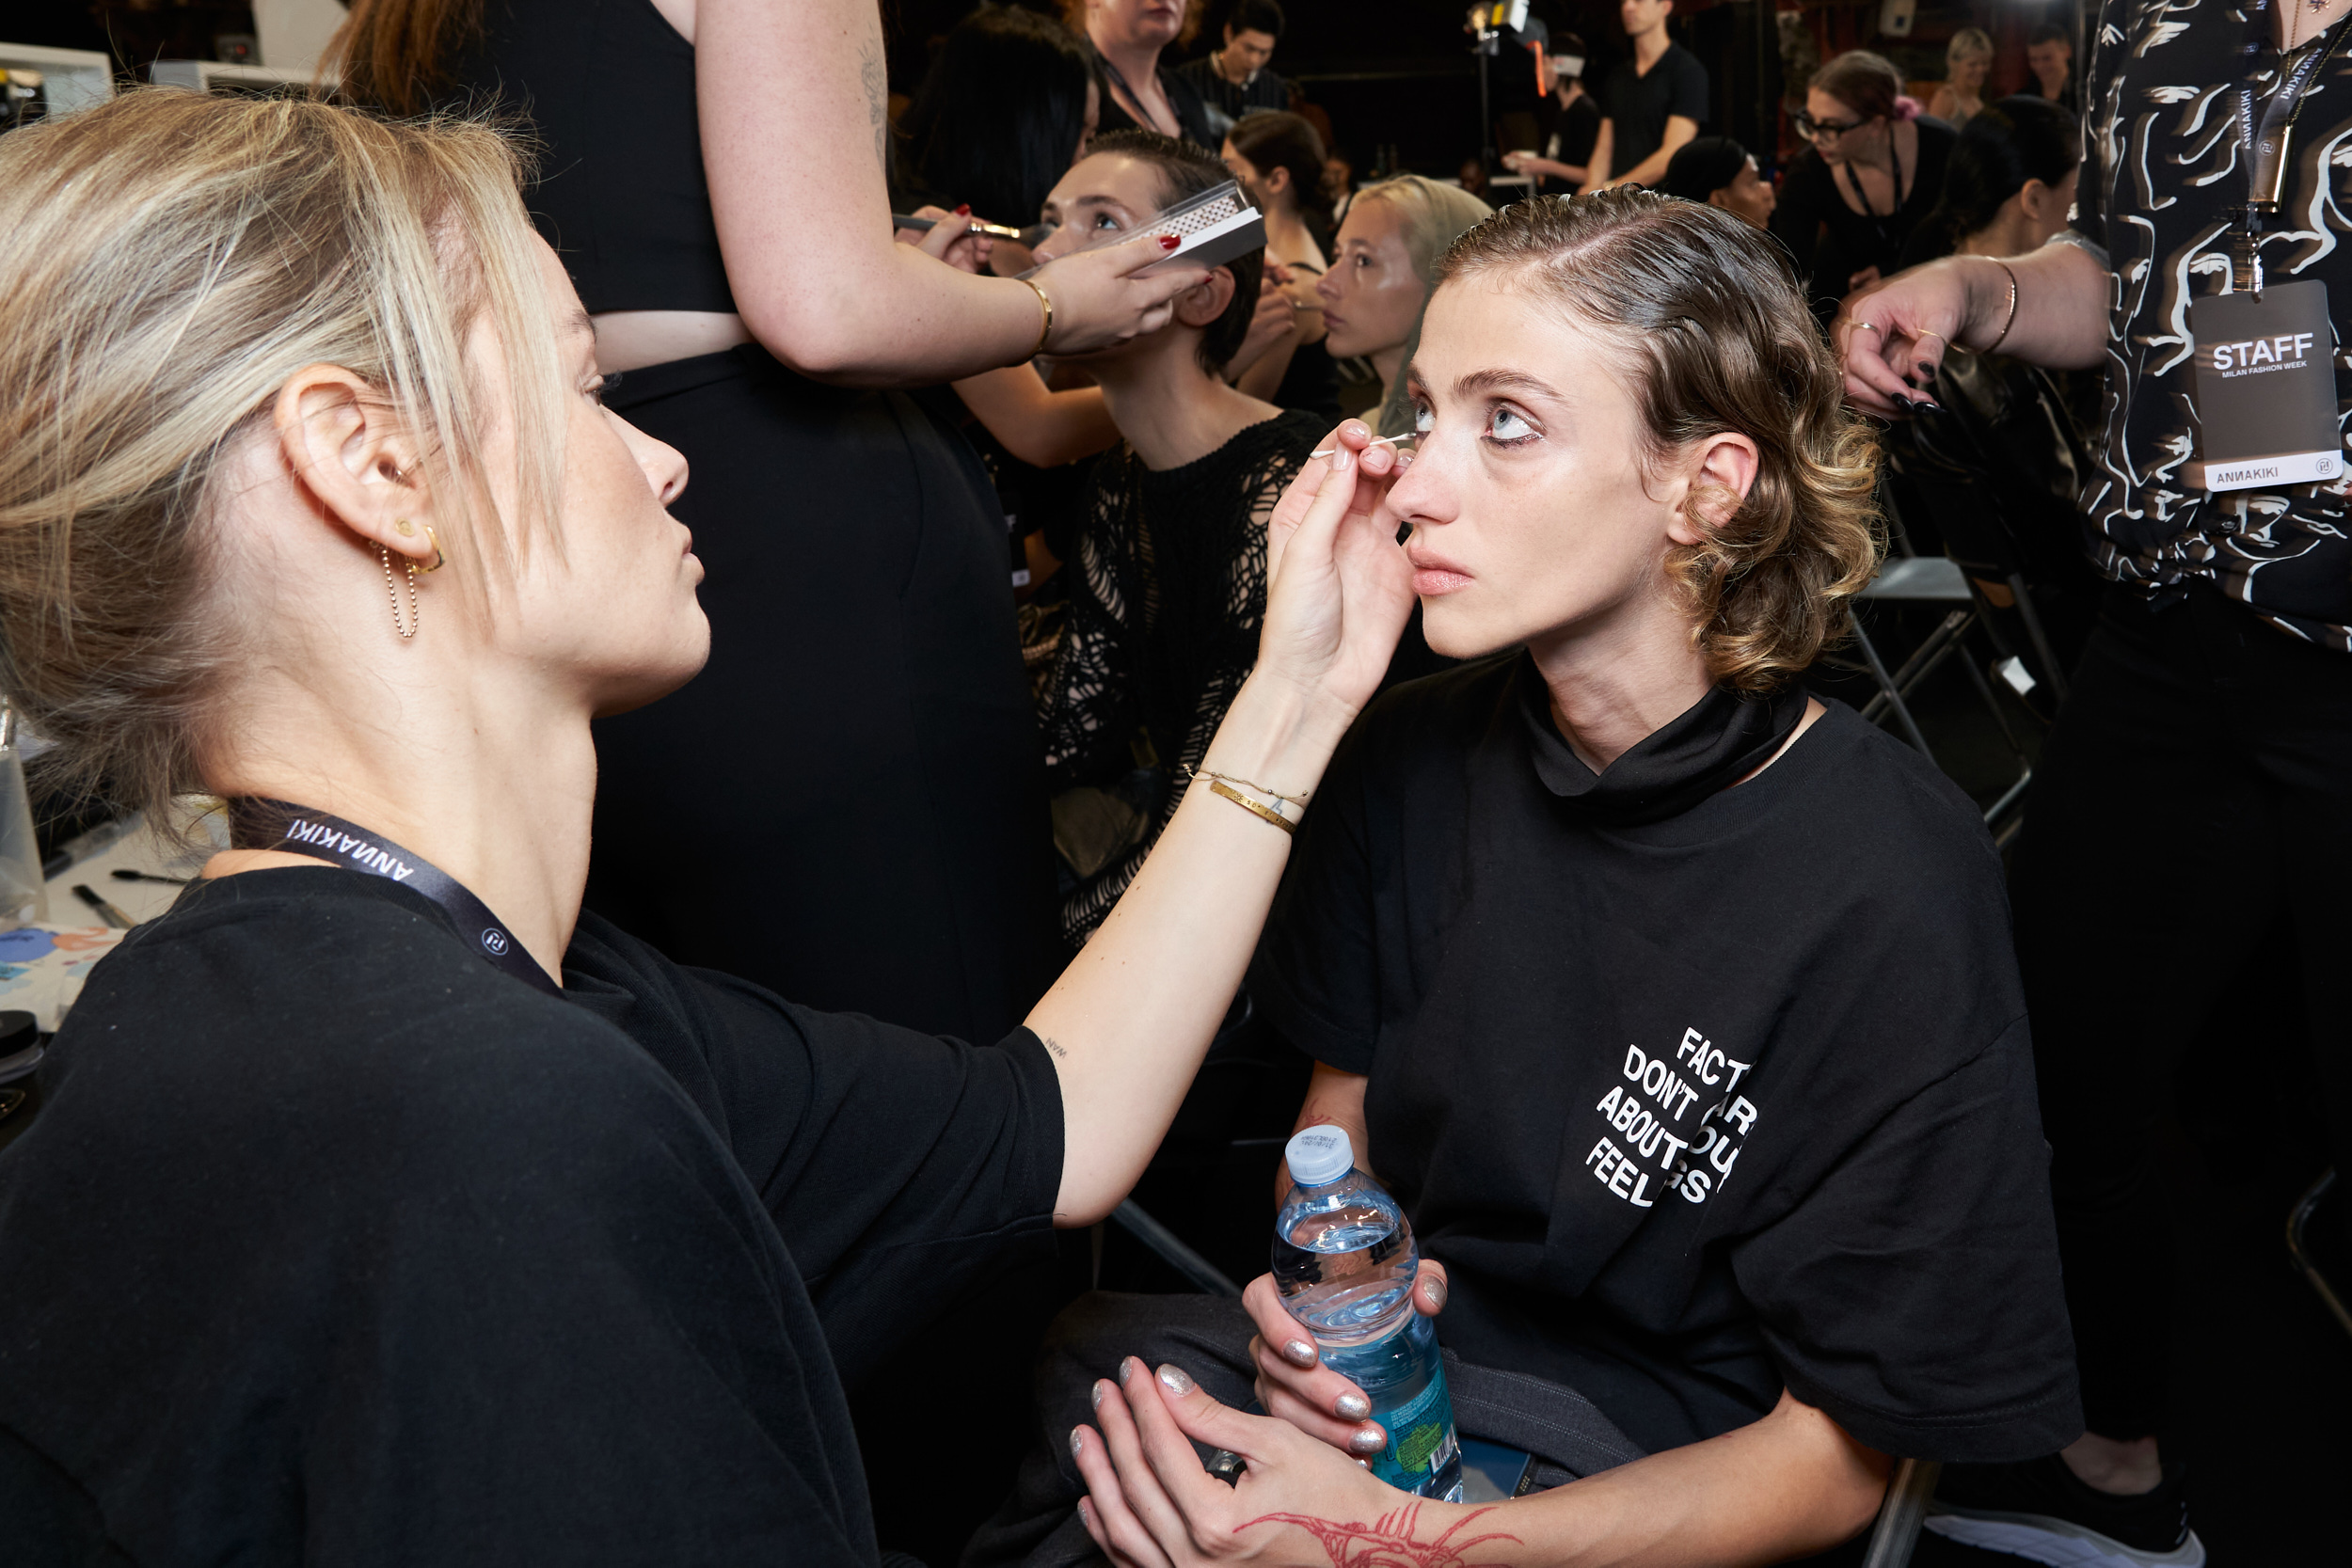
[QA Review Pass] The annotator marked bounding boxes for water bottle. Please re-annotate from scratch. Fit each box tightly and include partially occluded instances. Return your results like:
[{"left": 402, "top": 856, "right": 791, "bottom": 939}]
[{"left": 1272, "top": 1126, "right": 1463, "bottom": 1501}]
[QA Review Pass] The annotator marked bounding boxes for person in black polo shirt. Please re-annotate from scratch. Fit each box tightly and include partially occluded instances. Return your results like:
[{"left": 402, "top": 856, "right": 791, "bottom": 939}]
[
  {"left": 1580, "top": 0, "right": 1707, "bottom": 192},
  {"left": 976, "top": 189, "right": 2080, "bottom": 1568},
  {"left": 1178, "top": 0, "right": 1290, "bottom": 143}
]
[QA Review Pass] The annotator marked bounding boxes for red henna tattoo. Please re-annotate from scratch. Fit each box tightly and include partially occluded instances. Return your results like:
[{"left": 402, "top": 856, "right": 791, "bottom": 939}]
[{"left": 1237, "top": 1502, "right": 1518, "bottom": 1568}]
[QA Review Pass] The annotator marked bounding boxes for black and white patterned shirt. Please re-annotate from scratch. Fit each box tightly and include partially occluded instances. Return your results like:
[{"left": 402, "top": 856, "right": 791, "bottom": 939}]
[{"left": 2076, "top": 0, "right": 2352, "bottom": 647}]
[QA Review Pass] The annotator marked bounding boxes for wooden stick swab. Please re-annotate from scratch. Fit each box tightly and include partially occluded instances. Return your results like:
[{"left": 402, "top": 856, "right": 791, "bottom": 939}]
[{"left": 1311, "top": 434, "right": 1408, "bottom": 459}]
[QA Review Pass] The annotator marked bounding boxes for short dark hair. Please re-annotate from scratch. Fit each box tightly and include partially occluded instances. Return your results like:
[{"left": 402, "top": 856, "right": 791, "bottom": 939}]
[
  {"left": 2026, "top": 23, "right": 2072, "bottom": 47},
  {"left": 1657, "top": 135, "right": 1751, "bottom": 203},
  {"left": 1915, "top": 95, "right": 2080, "bottom": 258},
  {"left": 1226, "top": 110, "right": 1325, "bottom": 215},
  {"left": 1089, "top": 128, "right": 1264, "bottom": 372},
  {"left": 1229, "top": 1, "right": 1285, "bottom": 40},
  {"left": 897, "top": 5, "right": 1096, "bottom": 225}
]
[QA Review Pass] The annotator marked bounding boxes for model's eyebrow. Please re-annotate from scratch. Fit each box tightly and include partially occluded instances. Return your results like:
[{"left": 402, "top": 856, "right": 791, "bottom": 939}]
[
  {"left": 564, "top": 309, "right": 597, "bottom": 344},
  {"left": 1452, "top": 368, "right": 1565, "bottom": 403}
]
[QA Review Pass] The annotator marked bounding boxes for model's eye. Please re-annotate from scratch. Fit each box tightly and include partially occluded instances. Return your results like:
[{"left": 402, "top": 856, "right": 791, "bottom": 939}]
[
  {"left": 1488, "top": 406, "right": 1537, "bottom": 444},
  {"left": 1092, "top": 212, "right": 1123, "bottom": 232},
  {"left": 1413, "top": 403, "right": 1435, "bottom": 436},
  {"left": 585, "top": 374, "right": 619, "bottom": 405}
]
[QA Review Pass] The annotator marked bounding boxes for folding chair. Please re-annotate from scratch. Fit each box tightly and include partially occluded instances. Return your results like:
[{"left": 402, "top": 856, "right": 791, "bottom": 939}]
[
  {"left": 2288, "top": 1167, "right": 2352, "bottom": 1340},
  {"left": 1860, "top": 1458, "right": 1942, "bottom": 1568}
]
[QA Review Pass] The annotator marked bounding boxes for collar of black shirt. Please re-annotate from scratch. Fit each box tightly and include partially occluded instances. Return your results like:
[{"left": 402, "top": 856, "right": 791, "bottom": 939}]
[{"left": 1516, "top": 655, "right": 1808, "bottom": 825}]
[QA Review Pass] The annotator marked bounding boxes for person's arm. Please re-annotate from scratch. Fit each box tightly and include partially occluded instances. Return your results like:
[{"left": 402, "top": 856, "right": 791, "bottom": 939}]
[
  {"left": 1073, "top": 1359, "right": 1888, "bottom": 1568},
  {"left": 695, "top": 0, "right": 1205, "bottom": 386},
  {"left": 1030, "top": 424, "right": 1418, "bottom": 1226},
  {"left": 1837, "top": 240, "right": 2111, "bottom": 417},
  {"left": 1576, "top": 120, "right": 1614, "bottom": 194},
  {"left": 952, "top": 370, "right": 1120, "bottom": 468},
  {"left": 1611, "top": 114, "right": 1699, "bottom": 190},
  {"left": 1226, "top": 267, "right": 1304, "bottom": 387}
]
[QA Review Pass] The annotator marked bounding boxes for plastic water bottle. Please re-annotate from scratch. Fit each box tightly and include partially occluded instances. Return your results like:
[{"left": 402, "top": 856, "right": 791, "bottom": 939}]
[{"left": 1272, "top": 1126, "right": 1463, "bottom": 1501}]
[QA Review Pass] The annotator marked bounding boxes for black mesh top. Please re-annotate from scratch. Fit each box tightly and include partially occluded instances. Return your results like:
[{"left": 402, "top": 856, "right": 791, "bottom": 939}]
[
  {"left": 454, "top": 0, "right": 736, "bottom": 314},
  {"left": 1039, "top": 408, "right": 1324, "bottom": 942}
]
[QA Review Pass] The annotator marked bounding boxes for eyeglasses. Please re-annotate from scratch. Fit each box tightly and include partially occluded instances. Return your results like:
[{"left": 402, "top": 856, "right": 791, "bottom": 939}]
[{"left": 1791, "top": 111, "right": 1868, "bottom": 141}]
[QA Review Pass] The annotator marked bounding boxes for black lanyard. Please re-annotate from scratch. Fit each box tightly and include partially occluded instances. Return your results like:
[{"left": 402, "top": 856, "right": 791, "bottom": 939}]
[
  {"left": 2234, "top": 5, "right": 2352, "bottom": 293},
  {"left": 226, "top": 798, "right": 563, "bottom": 995}
]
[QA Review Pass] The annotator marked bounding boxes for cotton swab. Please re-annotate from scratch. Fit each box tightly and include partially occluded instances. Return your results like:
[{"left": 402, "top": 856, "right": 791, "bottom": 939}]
[{"left": 1311, "top": 434, "right": 1410, "bottom": 460}]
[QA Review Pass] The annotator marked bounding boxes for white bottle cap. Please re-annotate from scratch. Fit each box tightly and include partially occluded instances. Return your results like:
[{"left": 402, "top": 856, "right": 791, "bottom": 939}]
[{"left": 1285, "top": 1126, "right": 1355, "bottom": 1188}]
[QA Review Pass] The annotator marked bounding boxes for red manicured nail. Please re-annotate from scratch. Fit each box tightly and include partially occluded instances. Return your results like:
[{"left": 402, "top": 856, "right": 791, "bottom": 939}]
[
  {"left": 1159, "top": 234, "right": 1181, "bottom": 251},
  {"left": 955, "top": 203, "right": 971, "bottom": 215}
]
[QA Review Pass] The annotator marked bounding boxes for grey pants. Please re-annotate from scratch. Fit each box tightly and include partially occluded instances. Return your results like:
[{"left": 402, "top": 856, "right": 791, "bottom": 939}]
[{"left": 962, "top": 1291, "right": 1645, "bottom": 1568}]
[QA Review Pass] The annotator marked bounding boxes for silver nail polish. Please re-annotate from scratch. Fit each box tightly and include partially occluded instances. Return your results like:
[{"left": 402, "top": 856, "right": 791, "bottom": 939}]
[
  {"left": 1156, "top": 1364, "right": 1196, "bottom": 1397},
  {"left": 1119, "top": 1358, "right": 1135, "bottom": 1385},
  {"left": 1071, "top": 1427, "right": 1085, "bottom": 1458},
  {"left": 1091, "top": 1381, "right": 1105, "bottom": 1411},
  {"left": 1335, "top": 1392, "right": 1370, "bottom": 1420},
  {"left": 1349, "top": 1426, "right": 1387, "bottom": 1456},
  {"left": 1425, "top": 1276, "right": 1447, "bottom": 1310},
  {"left": 1282, "top": 1339, "right": 1316, "bottom": 1367}
]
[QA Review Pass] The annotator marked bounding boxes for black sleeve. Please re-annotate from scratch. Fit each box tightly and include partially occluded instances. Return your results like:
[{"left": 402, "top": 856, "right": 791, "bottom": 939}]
[
  {"left": 663, "top": 967, "right": 1067, "bottom": 1389},
  {"left": 1248, "top": 717, "right": 1384, "bottom": 1076},
  {"left": 1729, "top": 1015, "right": 2083, "bottom": 1462},
  {"left": 1669, "top": 50, "right": 1709, "bottom": 124}
]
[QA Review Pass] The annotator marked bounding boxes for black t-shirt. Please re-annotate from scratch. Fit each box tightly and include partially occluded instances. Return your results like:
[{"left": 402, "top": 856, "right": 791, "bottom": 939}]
[
  {"left": 1537, "top": 88, "right": 1603, "bottom": 188},
  {"left": 1175, "top": 55, "right": 1289, "bottom": 142},
  {"left": 0, "top": 870, "right": 1063, "bottom": 1565},
  {"left": 1095, "top": 52, "right": 1218, "bottom": 151},
  {"left": 1597, "top": 41, "right": 1708, "bottom": 181},
  {"left": 1250, "top": 656, "right": 2079, "bottom": 1462}
]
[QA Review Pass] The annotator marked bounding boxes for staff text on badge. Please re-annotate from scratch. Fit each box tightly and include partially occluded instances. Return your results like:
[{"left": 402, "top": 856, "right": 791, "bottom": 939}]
[{"left": 2185, "top": 280, "right": 2344, "bottom": 493}]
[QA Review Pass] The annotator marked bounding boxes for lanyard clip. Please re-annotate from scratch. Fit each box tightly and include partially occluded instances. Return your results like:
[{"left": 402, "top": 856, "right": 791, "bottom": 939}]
[{"left": 2235, "top": 209, "right": 2268, "bottom": 298}]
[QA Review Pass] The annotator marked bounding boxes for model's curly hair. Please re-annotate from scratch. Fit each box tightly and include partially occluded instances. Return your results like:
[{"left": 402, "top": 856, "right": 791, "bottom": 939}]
[{"left": 1437, "top": 189, "right": 1883, "bottom": 691}]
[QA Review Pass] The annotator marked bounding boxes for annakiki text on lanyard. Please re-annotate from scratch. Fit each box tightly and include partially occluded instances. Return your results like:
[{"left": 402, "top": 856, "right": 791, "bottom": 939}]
[
  {"left": 226, "top": 798, "right": 563, "bottom": 995},
  {"left": 2185, "top": 6, "right": 2352, "bottom": 493}
]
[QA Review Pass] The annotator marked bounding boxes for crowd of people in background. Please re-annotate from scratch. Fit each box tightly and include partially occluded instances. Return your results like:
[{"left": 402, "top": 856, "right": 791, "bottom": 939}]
[{"left": 8, "top": 0, "right": 2337, "bottom": 1565}]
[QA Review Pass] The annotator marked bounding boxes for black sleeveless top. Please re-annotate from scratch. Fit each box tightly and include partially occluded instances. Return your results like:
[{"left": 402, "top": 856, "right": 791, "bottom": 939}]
[{"left": 458, "top": 0, "right": 736, "bottom": 312}]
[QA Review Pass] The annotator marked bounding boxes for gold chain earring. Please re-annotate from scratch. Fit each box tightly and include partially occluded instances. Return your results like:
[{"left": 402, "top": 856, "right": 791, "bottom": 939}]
[{"left": 380, "top": 541, "right": 420, "bottom": 640}]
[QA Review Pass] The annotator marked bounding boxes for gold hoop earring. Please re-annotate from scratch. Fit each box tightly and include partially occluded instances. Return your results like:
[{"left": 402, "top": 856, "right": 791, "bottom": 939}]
[
  {"left": 416, "top": 523, "right": 446, "bottom": 574},
  {"left": 379, "top": 544, "right": 420, "bottom": 640}
]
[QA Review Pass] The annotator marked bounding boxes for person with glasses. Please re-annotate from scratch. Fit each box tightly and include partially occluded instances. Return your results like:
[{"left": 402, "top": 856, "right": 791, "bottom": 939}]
[{"left": 1769, "top": 50, "right": 1956, "bottom": 325}]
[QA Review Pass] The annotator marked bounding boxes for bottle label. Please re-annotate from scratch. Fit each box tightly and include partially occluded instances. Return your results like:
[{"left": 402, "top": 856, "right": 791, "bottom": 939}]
[{"left": 1368, "top": 1364, "right": 1459, "bottom": 1496}]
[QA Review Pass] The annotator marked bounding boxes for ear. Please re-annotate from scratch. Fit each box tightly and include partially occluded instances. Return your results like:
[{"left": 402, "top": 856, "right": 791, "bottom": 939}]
[
  {"left": 2017, "top": 176, "right": 2056, "bottom": 222},
  {"left": 272, "top": 364, "right": 438, "bottom": 566},
  {"left": 1263, "top": 165, "right": 1292, "bottom": 198},
  {"left": 1707, "top": 188, "right": 1735, "bottom": 213},
  {"left": 1173, "top": 265, "right": 1240, "bottom": 330},
  {"left": 1667, "top": 432, "right": 1759, "bottom": 548}
]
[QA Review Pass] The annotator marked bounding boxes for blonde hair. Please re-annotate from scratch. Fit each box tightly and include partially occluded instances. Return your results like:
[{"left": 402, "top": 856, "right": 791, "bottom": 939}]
[
  {"left": 1947, "top": 27, "right": 1994, "bottom": 67},
  {"left": 0, "top": 87, "right": 568, "bottom": 822},
  {"left": 1346, "top": 175, "right": 1494, "bottom": 438},
  {"left": 1438, "top": 190, "right": 1883, "bottom": 691}
]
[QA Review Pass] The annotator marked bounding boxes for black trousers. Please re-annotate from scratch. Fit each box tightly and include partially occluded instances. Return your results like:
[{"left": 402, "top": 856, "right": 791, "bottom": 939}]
[
  {"left": 963, "top": 1291, "right": 1645, "bottom": 1568},
  {"left": 2010, "top": 584, "right": 2352, "bottom": 1439}
]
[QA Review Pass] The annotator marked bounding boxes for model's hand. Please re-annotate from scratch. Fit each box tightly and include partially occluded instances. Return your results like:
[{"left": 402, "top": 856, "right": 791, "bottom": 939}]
[
  {"left": 1073, "top": 1357, "right": 1498, "bottom": 1568},
  {"left": 1227, "top": 267, "right": 1302, "bottom": 378},
  {"left": 1501, "top": 150, "right": 1533, "bottom": 171},
  {"left": 1031, "top": 231, "right": 1211, "bottom": 356},
  {"left": 1243, "top": 1263, "right": 1450, "bottom": 1458},
  {"left": 1254, "top": 420, "right": 1417, "bottom": 721},
  {"left": 1836, "top": 260, "right": 1971, "bottom": 418}
]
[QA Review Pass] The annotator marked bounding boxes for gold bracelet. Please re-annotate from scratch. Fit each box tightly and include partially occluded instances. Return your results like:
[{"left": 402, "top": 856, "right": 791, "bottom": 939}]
[
  {"left": 1981, "top": 257, "right": 2021, "bottom": 354},
  {"left": 1207, "top": 778, "right": 1295, "bottom": 836},
  {"left": 1181, "top": 763, "right": 1310, "bottom": 808},
  {"left": 1020, "top": 277, "right": 1054, "bottom": 359}
]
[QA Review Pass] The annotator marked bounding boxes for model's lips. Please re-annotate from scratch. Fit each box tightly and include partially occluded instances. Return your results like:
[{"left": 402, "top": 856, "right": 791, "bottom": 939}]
[{"left": 1406, "top": 546, "right": 1472, "bottom": 596}]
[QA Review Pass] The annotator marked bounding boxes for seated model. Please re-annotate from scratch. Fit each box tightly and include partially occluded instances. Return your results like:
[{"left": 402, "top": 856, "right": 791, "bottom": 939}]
[
  {"left": 979, "top": 190, "right": 2081, "bottom": 1568},
  {"left": 0, "top": 90, "right": 1417, "bottom": 1562},
  {"left": 1031, "top": 131, "right": 1326, "bottom": 945}
]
